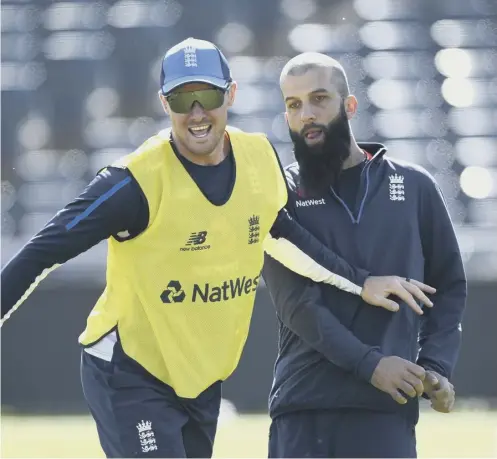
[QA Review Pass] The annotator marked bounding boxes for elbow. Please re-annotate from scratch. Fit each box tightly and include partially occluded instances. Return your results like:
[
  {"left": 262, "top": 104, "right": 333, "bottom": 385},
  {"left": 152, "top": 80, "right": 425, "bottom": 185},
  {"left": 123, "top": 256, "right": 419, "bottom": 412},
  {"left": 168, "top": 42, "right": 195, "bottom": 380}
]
[
  {"left": 272, "top": 288, "right": 315, "bottom": 330},
  {"left": 273, "top": 295, "right": 305, "bottom": 327}
]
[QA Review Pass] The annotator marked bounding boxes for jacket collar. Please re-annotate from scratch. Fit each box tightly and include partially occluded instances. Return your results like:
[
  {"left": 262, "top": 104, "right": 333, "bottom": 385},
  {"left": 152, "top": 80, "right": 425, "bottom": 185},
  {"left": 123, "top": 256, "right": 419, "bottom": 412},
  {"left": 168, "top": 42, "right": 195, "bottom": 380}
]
[{"left": 358, "top": 142, "right": 387, "bottom": 162}]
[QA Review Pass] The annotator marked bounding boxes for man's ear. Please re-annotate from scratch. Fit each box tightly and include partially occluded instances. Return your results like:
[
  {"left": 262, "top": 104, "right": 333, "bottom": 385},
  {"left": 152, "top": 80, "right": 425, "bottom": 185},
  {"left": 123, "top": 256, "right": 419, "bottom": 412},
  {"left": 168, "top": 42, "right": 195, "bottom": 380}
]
[
  {"left": 159, "top": 92, "right": 170, "bottom": 115},
  {"left": 227, "top": 81, "right": 237, "bottom": 107},
  {"left": 344, "top": 95, "right": 358, "bottom": 119}
]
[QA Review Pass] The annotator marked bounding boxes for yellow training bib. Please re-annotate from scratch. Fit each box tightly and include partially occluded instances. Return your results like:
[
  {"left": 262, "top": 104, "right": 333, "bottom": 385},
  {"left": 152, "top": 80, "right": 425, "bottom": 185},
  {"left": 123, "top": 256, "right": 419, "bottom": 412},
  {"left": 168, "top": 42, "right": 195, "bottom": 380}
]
[{"left": 79, "top": 128, "right": 287, "bottom": 397}]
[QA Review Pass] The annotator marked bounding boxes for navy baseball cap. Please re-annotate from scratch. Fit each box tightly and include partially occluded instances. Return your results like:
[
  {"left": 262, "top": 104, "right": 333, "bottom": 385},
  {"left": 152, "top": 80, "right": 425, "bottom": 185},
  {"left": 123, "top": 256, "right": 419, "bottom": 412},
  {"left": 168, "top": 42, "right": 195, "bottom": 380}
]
[{"left": 160, "top": 37, "right": 232, "bottom": 95}]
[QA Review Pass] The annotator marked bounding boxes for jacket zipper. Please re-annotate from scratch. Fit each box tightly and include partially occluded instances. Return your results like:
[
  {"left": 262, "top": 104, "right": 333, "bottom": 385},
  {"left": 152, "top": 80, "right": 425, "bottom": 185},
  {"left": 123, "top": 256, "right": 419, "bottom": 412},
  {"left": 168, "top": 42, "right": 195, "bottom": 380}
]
[{"left": 329, "top": 160, "right": 374, "bottom": 224}]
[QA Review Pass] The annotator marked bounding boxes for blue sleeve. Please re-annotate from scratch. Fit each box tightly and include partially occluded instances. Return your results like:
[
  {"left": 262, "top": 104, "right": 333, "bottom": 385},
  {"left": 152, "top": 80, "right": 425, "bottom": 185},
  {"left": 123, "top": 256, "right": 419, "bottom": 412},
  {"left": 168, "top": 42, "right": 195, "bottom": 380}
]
[
  {"left": 262, "top": 253, "right": 384, "bottom": 381},
  {"left": 416, "top": 176, "right": 467, "bottom": 379},
  {"left": 269, "top": 208, "right": 370, "bottom": 289},
  {"left": 1, "top": 167, "right": 148, "bottom": 319}
]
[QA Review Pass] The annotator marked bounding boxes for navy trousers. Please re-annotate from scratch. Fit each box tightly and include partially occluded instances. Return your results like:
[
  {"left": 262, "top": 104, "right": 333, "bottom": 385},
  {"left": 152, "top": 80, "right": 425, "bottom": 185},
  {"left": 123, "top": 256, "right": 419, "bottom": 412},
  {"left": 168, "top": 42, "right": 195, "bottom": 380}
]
[
  {"left": 80, "top": 345, "right": 221, "bottom": 458},
  {"left": 268, "top": 409, "right": 417, "bottom": 458}
]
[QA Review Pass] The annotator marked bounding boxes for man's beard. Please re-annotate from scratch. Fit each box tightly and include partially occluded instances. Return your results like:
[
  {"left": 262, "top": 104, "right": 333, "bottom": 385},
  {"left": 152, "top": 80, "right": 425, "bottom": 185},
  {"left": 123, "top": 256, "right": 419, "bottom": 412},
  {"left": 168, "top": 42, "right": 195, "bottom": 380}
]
[{"left": 290, "top": 103, "right": 352, "bottom": 197}]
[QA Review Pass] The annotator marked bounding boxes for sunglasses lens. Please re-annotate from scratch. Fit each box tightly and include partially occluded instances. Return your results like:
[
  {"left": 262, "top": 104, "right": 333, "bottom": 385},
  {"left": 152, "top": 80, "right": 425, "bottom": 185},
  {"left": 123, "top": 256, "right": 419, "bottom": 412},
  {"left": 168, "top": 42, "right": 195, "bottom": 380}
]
[{"left": 167, "top": 89, "right": 225, "bottom": 114}]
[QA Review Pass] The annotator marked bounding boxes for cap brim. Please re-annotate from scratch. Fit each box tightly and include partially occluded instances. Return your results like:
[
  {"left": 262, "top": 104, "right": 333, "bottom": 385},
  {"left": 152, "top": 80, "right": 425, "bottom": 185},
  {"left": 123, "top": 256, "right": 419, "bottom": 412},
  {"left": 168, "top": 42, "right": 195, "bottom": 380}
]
[{"left": 161, "top": 75, "right": 230, "bottom": 95}]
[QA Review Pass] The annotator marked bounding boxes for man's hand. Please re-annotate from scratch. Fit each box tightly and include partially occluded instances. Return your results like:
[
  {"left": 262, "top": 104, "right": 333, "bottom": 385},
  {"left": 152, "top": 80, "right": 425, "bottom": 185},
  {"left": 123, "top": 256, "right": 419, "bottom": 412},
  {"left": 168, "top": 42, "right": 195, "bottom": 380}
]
[
  {"left": 423, "top": 370, "right": 455, "bottom": 413},
  {"left": 370, "top": 356, "right": 426, "bottom": 405},
  {"left": 361, "top": 276, "right": 436, "bottom": 315}
]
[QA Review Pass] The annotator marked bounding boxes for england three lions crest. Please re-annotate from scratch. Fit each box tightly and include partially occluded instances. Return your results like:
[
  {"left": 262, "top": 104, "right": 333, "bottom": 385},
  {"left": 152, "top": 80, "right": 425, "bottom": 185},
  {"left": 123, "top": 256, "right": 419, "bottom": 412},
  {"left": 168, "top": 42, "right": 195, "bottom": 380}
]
[
  {"left": 183, "top": 45, "right": 197, "bottom": 67},
  {"left": 389, "top": 174, "right": 405, "bottom": 201},
  {"left": 248, "top": 215, "right": 260, "bottom": 245}
]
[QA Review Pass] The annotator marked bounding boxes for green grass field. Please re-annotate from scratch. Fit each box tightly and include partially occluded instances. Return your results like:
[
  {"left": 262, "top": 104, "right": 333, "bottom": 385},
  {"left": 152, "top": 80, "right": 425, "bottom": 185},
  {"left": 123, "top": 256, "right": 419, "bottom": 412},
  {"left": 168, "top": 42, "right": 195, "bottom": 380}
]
[{"left": 1, "top": 410, "right": 496, "bottom": 458}]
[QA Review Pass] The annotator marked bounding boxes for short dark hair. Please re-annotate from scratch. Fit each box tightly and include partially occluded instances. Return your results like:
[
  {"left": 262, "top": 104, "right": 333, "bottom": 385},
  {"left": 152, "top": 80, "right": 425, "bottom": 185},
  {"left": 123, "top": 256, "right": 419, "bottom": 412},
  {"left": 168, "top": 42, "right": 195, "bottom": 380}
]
[{"left": 280, "top": 54, "right": 350, "bottom": 98}]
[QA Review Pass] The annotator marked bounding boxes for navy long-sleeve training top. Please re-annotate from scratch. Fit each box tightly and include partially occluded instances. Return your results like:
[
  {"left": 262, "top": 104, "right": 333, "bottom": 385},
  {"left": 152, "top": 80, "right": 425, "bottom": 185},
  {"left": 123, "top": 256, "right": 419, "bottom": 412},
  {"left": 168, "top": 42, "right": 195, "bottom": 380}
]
[
  {"left": 262, "top": 143, "right": 467, "bottom": 422},
  {"left": 1, "top": 140, "right": 371, "bottom": 327}
]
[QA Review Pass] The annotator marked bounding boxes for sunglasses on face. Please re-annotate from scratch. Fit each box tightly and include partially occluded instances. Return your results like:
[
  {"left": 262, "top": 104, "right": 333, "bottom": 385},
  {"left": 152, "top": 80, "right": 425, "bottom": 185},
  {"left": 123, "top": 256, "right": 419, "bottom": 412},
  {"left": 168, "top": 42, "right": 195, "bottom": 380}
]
[{"left": 166, "top": 88, "right": 226, "bottom": 114}]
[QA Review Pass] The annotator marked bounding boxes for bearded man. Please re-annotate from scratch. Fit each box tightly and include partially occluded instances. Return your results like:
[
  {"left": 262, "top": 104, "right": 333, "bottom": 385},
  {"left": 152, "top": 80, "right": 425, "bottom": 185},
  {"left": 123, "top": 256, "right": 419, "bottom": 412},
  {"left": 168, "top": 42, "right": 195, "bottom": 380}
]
[{"left": 262, "top": 53, "right": 467, "bottom": 458}]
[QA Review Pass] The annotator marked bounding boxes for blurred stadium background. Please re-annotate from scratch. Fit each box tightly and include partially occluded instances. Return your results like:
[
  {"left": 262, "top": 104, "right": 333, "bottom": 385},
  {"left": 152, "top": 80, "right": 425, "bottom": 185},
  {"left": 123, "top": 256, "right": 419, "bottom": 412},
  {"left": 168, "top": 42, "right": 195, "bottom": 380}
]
[{"left": 1, "top": 0, "right": 496, "bottom": 457}]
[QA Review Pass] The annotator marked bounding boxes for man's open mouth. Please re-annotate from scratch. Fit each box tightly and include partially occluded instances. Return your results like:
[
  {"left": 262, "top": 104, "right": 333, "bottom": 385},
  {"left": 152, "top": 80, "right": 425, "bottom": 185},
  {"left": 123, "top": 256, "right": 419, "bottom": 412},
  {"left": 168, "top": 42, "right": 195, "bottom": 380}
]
[
  {"left": 189, "top": 124, "right": 212, "bottom": 138},
  {"left": 304, "top": 128, "right": 324, "bottom": 141}
]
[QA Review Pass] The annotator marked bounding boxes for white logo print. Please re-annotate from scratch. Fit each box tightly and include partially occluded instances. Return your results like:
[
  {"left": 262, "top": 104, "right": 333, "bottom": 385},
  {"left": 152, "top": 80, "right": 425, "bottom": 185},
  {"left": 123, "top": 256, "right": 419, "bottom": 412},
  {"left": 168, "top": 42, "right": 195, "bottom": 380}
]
[
  {"left": 389, "top": 174, "right": 405, "bottom": 201},
  {"left": 295, "top": 198, "right": 326, "bottom": 207},
  {"left": 184, "top": 45, "right": 197, "bottom": 67},
  {"left": 136, "top": 420, "right": 158, "bottom": 453}
]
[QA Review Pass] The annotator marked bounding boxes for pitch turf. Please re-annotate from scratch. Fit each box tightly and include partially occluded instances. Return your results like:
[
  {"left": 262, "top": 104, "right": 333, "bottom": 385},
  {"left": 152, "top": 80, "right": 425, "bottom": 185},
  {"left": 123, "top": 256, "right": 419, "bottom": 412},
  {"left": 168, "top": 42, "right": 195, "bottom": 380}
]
[{"left": 1, "top": 410, "right": 496, "bottom": 457}]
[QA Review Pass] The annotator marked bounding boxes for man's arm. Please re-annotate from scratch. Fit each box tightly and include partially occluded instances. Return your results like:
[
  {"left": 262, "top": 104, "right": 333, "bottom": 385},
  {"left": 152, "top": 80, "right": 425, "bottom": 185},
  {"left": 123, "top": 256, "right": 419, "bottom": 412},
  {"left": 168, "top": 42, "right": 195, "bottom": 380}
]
[
  {"left": 267, "top": 208, "right": 367, "bottom": 294},
  {"left": 263, "top": 254, "right": 428, "bottom": 403},
  {"left": 1, "top": 167, "right": 147, "bottom": 323},
  {"left": 262, "top": 253, "right": 383, "bottom": 380},
  {"left": 416, "top": 176, "right": 467, "bottom": 379},
  {"left": 266, "top": 208, "right": 436, "bottom": 314}
]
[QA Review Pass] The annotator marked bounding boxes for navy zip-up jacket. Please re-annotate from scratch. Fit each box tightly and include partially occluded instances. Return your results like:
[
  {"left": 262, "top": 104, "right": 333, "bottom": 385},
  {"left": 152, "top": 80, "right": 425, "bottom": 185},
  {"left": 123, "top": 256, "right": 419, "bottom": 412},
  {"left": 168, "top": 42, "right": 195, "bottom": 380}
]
[{"left": 262, "top": 143, "right": 467, "bottom": 422}]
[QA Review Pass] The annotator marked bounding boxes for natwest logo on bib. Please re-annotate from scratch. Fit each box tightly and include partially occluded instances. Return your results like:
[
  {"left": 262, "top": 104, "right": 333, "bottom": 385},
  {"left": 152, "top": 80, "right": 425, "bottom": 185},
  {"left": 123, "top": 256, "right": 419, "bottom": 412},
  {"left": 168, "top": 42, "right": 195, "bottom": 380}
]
[{"left": 160, "top": 274, "right": 260, "bottom": 304}]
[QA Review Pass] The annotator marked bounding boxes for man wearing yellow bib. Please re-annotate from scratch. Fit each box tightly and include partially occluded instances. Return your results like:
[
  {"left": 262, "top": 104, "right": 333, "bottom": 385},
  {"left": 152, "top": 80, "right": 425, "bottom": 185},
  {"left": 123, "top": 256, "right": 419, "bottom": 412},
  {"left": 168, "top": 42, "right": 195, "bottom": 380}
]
[{"left": 1, "top": 38, "right": 435, "bottom": 458}]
